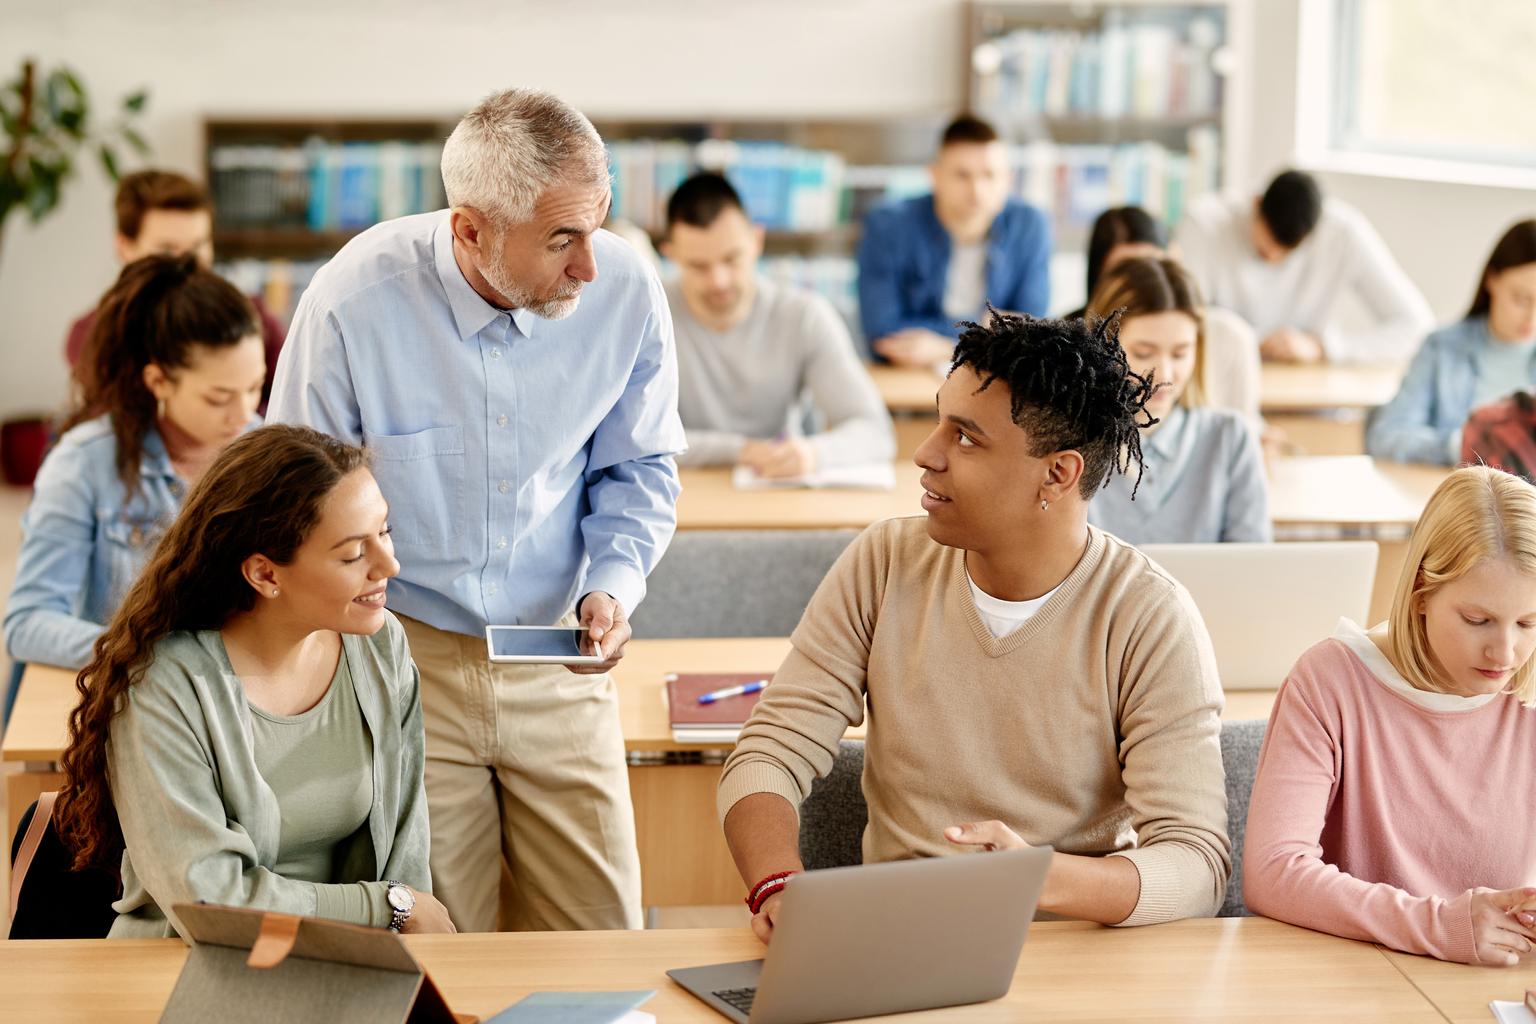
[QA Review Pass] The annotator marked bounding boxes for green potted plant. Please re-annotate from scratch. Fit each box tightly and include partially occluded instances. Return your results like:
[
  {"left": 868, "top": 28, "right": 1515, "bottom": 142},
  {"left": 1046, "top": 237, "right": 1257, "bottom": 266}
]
[{"left": 0, "top": 58, "right": 150, "bottom": 484}]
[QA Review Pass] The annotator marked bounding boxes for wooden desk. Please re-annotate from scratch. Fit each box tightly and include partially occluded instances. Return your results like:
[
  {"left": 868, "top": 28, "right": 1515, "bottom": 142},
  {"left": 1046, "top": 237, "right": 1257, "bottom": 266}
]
[
  {"left": 1261, "top": 363, "right": 1404, "bottom": 456},
  {"left": 1260, "top": 364, "right": 1404, "bottom": 413},
  {"left": 0, "top": 919, "right": 1455, "bottom": 1022},
  {"left": 5, "top": 642, "right": 1275, "bottom": 910},
  {"left": 870, "top": 364, "right": 941, "bottom": 414},
  {"left": 1381, "top": 947, "right": 1536, "bottom": 1023},
  {"left": 874, "top": 360, "right": 1407, "bottom": 416},
  {"left": 1269, "top": 457, "right": 1447, "bottom": 534},
  {"left": 677, "top": 463, "right": 925, "bottom": 530}
]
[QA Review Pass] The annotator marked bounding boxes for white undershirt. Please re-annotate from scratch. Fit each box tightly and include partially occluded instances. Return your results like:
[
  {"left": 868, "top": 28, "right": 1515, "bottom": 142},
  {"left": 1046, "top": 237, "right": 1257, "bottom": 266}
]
[
  {"left": 967, "top": 571, "right": 1061, "bottom": 638},
  {"left": 1332, "top": 618, "right": 1497, "bottom": 711},
  {"left": 944, "top": 242, "right": 988, "bottom": 321}
]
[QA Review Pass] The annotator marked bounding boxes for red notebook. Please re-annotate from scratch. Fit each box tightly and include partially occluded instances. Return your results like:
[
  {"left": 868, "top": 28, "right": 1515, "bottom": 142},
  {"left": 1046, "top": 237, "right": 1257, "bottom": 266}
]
[{"left": 665, "top": 672, "right": 773, "bottom": 742}]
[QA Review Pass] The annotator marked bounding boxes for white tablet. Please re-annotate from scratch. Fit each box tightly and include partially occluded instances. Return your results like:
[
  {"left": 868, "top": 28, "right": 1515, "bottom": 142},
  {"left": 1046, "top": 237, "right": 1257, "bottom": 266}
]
[{"left": 484, "top": 625, "right": 604, "bottom": 665}]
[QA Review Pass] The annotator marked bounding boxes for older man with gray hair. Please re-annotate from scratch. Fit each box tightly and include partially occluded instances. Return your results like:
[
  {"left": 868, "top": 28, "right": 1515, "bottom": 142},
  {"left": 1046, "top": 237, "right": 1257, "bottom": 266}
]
[{"left": 267, "top": 89, "right": 684, "bottom": 932}]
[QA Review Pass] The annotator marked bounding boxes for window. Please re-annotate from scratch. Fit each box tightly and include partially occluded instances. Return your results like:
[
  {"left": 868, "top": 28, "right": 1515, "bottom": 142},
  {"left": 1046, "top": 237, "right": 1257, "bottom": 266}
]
[{"left": 1332, "top": 0, "right": 1536, "bottom": 170}]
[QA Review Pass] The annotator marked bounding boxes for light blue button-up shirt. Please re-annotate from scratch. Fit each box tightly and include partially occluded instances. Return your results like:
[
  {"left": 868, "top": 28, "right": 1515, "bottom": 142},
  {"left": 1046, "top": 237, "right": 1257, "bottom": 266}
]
[
  {"left": 5, "top": 416, "right": 186, "bottom": 669},
  {"left": 1088, "top": 405, "right": 1272, "bottom": 544},
  {"left": 266, "top": 211, "right": 685, "bottom": 637}
]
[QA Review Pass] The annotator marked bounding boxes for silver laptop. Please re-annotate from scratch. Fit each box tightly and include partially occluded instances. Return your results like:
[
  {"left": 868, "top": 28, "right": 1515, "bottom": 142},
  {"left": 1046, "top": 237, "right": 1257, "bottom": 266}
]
[
  {"left": 668, "top": 847, "right": 1052, "bottom": 1024},
  {"left": 1141, "top": 542, "right": 1378, "bottom": 690}
]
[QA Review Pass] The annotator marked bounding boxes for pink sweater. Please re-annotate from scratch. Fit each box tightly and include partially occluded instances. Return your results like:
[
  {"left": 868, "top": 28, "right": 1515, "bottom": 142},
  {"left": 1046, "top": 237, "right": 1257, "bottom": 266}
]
[{"left": 1243, "top": 630, "right": 1536, "bottom": 964}]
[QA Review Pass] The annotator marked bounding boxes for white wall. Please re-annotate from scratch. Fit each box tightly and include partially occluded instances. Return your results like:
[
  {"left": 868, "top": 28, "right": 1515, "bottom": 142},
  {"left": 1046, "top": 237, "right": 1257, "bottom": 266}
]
[{"left": 3, "top": 0, "right": 1533, "bottom": 421}]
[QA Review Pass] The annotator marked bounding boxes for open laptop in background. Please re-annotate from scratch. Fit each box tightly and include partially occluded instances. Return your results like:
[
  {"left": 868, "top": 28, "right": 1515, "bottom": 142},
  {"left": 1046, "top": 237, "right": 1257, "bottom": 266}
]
[
  {"left": 668, "top": 847, "right": 1052, "bottom": 1024},
  {"left": 1141, "top": 542, "right": 1378, "bottom": 691}
]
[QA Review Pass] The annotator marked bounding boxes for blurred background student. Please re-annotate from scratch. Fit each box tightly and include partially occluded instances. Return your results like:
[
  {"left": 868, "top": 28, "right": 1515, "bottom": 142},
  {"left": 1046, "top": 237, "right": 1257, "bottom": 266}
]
[{"left": 1085, "top": 256, "right": 1271, "bottom": 543}]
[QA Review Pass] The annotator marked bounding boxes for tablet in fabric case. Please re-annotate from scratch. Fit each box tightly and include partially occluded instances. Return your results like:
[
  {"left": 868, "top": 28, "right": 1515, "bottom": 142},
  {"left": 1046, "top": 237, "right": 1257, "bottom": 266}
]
[{"left": 161, "top": 903, "right": 476, "bottom": 1024}]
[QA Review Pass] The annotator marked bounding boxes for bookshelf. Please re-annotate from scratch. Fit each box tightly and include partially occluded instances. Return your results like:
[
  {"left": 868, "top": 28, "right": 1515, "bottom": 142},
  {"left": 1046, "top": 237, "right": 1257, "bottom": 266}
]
[{"left": 966, "top": 0, "right": 1240, "bottom": 254}]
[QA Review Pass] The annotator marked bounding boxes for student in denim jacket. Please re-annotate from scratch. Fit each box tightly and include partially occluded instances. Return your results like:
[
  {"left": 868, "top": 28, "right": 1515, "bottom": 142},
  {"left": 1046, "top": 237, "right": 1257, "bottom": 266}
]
[
  {"left": 1368, "top": 220, "right": 1536, "bottom": 465},
  {"left": 4, "top": 255, "right": 265, "bottom": 669}
]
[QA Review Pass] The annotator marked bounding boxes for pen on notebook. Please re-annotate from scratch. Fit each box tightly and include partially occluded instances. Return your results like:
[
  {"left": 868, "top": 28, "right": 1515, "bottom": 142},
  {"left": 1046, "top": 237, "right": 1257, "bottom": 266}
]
[{"left": 697, "top": 680, "right": 768, "bottom": 704}]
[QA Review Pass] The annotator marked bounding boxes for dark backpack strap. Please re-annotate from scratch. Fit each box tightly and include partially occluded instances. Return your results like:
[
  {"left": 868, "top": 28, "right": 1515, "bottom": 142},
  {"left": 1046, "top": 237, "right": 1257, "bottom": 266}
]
[{"left": 9, "top": 790, "right": 59, "bottom": 925}]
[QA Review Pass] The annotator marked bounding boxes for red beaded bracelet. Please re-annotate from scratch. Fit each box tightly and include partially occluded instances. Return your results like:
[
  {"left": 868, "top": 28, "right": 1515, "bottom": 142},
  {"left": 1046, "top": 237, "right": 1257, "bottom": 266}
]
[{"left": 745, "top": 871, "right": 798, "bottom": 915}]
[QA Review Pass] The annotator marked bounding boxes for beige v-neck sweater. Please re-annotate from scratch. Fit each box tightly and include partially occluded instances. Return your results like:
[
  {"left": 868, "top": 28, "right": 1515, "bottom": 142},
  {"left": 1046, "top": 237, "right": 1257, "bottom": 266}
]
[{"left": 718, "top": 516, "right": 1230, "bottom": 925}]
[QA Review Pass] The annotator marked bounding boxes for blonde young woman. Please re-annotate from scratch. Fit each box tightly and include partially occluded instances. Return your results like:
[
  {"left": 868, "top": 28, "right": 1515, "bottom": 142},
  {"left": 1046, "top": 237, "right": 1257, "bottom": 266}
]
[
  {"left": 1244, "top": 467, "right": 1536, "bottom": 965},
  {"left": 1084, "top": 256, "right": 1271, "bottom": 543}
]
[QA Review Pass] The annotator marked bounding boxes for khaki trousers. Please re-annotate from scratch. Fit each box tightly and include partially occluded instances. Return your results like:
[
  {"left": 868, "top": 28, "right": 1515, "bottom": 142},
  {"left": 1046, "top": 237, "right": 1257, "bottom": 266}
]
[{"left": 398, "top": 614, "right": 642, "bottom": 932}]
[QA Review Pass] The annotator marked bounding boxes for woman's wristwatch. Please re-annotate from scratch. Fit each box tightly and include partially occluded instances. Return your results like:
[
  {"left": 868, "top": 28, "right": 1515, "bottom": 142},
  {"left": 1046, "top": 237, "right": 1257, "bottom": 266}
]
[{"left": 385, "top": 881, "right": 415, "bottom": 932}]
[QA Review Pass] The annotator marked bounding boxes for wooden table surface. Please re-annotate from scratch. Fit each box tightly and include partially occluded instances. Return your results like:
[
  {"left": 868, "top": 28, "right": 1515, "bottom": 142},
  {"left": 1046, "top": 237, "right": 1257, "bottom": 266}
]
[
  {"left": 676, "top": 456, "right": 1449, "bottom": 533},
  {"left": 870, "top": 362, "right": 1406, "bottom": 416},
  {"left": 1382, "top": 947, "right": 1536, "bottom": 1023},
  {"left": 0, "top": 918, "right": 1485, "bottom": 1023},
  {"left": 1258, "top": 363, "right": 1405, "bottom": 412},
  {"left": 1267, "top": 456, "right": 1447, "bottom": 531},
  {"left": 3, "top": 639, "right": 1277, "bottom": 770}
]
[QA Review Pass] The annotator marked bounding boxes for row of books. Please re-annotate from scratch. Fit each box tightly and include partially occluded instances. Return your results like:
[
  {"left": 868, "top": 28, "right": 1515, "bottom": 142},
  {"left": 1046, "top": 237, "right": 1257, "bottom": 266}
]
[
  {"left": 217, "top": 257, "right": 329, "bottom": 326},
  {"left": 209, "top": 140, "right": 447, "bottom": 231},
  {"left": 972, "top": 17, "right": 1224, "bottom": 121},
  {"left": 1010, "top": 129, "right": 1220, "bottom": 233},
  {"left": 608, "top": 139, "right": 846, "bottom": 235}
]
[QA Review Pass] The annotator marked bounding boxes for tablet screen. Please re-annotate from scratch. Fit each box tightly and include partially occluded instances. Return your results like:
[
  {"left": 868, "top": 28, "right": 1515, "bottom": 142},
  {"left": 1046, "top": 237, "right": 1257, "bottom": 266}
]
[{"left": 487, "top": 626, "right": 592, "bottom": 660}]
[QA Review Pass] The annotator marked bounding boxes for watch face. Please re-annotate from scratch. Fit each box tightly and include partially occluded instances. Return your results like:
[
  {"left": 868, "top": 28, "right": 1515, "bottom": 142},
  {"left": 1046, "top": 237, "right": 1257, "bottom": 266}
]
[{"left": 387, "top": 886, "right": 415, "bottom": 912}]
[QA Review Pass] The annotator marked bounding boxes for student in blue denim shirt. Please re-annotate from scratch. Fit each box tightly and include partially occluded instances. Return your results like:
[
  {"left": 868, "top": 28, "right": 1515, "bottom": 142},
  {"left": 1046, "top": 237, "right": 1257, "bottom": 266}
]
[
  {"left": 857, "top": 115, "right": 1051, "bottom": 367},
  {"left": 4, "top": 255, "right": 265, "bottom": 669},
  {"left": 1368, "top": 220, "right": 1536, "bottom": 465},
  {"left": 1085, "top": 257, "right": 1271, "bottom": 544}
]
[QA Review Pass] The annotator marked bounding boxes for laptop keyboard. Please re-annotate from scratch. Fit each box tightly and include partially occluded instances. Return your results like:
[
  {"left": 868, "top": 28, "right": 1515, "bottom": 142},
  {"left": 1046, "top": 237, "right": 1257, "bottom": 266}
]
[{"left": 713, "top": 987, "right": 757, "bottom": 1014}]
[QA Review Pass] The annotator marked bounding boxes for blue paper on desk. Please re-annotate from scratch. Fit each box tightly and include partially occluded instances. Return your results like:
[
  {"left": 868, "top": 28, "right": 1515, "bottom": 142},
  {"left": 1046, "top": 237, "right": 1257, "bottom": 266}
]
[{"left": 483, "top": 990, "right": 656, "bottom": 1024}]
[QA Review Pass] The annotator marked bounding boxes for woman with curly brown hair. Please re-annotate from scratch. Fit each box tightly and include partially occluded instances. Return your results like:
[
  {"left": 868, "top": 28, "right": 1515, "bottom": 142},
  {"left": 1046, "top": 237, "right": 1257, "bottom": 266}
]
[{"left": 54, "top": 424, "right": 454, "bottom": 939}]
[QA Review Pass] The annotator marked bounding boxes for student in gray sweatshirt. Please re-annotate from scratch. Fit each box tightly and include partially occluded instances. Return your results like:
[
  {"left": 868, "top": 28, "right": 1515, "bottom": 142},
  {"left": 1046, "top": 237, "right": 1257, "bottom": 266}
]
[
  {"left": 661, "top": 172, "right": 894, "bottom": 479},
  {"left": 53, "top": 425, "right": 455, "bottom": 939}
]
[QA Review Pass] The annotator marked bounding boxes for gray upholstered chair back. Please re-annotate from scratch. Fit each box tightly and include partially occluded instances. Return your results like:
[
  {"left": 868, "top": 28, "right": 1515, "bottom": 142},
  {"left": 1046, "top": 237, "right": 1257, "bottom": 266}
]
[
  {"left": 794, "top": 722, "right": 1269, "bottom": 919},
  {"left": 1219, "top": 718, "right": 1267, "bottom": 917},
  {"left": 632, "top": 530, "right": 857, "bottom": 638},
  {"left": 798, "top": 740, "right": 868, "bottom": 870}
]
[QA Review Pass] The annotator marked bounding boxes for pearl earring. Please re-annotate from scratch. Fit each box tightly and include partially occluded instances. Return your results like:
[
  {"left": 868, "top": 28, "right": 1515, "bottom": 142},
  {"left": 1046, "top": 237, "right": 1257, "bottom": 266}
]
[
  {"left": 271, "top": 588, "right": 280, "bottom": 597},
  {"left": 1040, "top": 499, "right": 1049, "bottom": 511}
]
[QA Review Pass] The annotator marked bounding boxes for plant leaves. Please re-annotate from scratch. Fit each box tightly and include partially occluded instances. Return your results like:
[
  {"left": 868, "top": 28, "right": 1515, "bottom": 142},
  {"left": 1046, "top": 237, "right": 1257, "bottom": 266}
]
[
  {"left": 122, "top": 126, "right": 149, "bottom": 156},
  {"left": 122, "top": 90, "right": 147, "bottom": 113},
  {"left": 98, "top": 144, "right": 120, "bottom": 181}
]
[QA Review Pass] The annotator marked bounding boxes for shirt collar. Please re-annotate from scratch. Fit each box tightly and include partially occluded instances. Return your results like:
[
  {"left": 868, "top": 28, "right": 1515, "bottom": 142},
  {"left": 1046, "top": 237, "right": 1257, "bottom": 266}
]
[
  {"left": 1143, "top": 404, "right": 1190, "bottom": 462},
  {"left": 140, "top": 424, "right": 176, "bottom": 479},
  {"left": 432, "top": 214, "right": 538, "bottom": 342}
]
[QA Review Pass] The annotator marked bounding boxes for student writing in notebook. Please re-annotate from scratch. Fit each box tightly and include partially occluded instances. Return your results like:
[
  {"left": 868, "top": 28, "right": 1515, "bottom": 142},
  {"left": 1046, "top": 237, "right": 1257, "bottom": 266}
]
[
  {"left": 719, "top": 312, "right": 1230, "bottom": 941},
  {"left": 53, "top": 426, "right": 453, "bottom": 939},
  {"left": 1175, "top": 169, "right": 1432, "bottom": 364},
  {"left": 1244, "top": 466, "right": 1536, "bottom": 965},
  {"left": 1368, "top": 220, "right": 1536, "bottom": 464},
  {"left": 1085, "top": 257, "right": 1271, "bottom": 544},
  {"left": 662, "top": 172, "right": 893, "bottom": 479},
  {"left": 5, "top": 255, "right": 265, "bottom": 671}
]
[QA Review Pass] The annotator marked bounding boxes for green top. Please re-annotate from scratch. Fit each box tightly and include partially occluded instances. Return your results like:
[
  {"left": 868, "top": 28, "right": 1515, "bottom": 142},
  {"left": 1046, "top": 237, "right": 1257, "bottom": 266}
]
[
  {"left": 106, "top": 611, "right": 432, "bottom": 940},
  {"left": 249, "top": 653, "right": 374, "bottom": 893}
]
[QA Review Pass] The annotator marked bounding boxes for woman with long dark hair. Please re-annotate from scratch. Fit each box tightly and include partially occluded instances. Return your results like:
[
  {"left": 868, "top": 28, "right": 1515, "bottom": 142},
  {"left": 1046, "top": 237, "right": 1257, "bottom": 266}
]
[
  {"left": 54, "top": 424, "right": 454, "bottom": 938},
  {"left": 1369, "top": 220, "right": 1536, "bottom": 464},
  {"left": 4, "top": 254, "right": 264, "bottom": 669}
]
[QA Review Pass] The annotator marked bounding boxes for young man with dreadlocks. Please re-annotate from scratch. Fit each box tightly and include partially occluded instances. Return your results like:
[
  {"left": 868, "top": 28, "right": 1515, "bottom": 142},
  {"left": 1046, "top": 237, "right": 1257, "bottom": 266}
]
[{"left": 718, "top": 311, "right": 1231, "bottom": 942}]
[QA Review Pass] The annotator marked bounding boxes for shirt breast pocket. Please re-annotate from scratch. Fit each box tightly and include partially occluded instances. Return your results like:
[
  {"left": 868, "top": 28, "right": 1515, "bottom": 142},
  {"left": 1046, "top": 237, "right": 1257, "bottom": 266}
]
[
  {"left": 362, "top": 426, "right": 466, "bottom": 552},
  {"left": 100, "top": 513, "right": 167, "bottom": 609}
]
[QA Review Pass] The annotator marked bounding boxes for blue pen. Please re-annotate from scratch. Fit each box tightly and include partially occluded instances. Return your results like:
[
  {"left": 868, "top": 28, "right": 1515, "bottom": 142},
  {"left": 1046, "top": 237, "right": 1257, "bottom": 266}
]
[{"left": 698, "top": 679, "right": 768, "bottom": 704}]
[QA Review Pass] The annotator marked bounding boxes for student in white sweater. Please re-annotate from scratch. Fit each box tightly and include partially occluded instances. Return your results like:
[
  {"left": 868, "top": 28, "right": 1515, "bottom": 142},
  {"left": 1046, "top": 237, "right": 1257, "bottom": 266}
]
[
  {"left": 661, "top": 172, "right": 894, "bottom": 479},
  {"left": 1175, "top": 170, "right": 1432, "bottom": 365}
]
